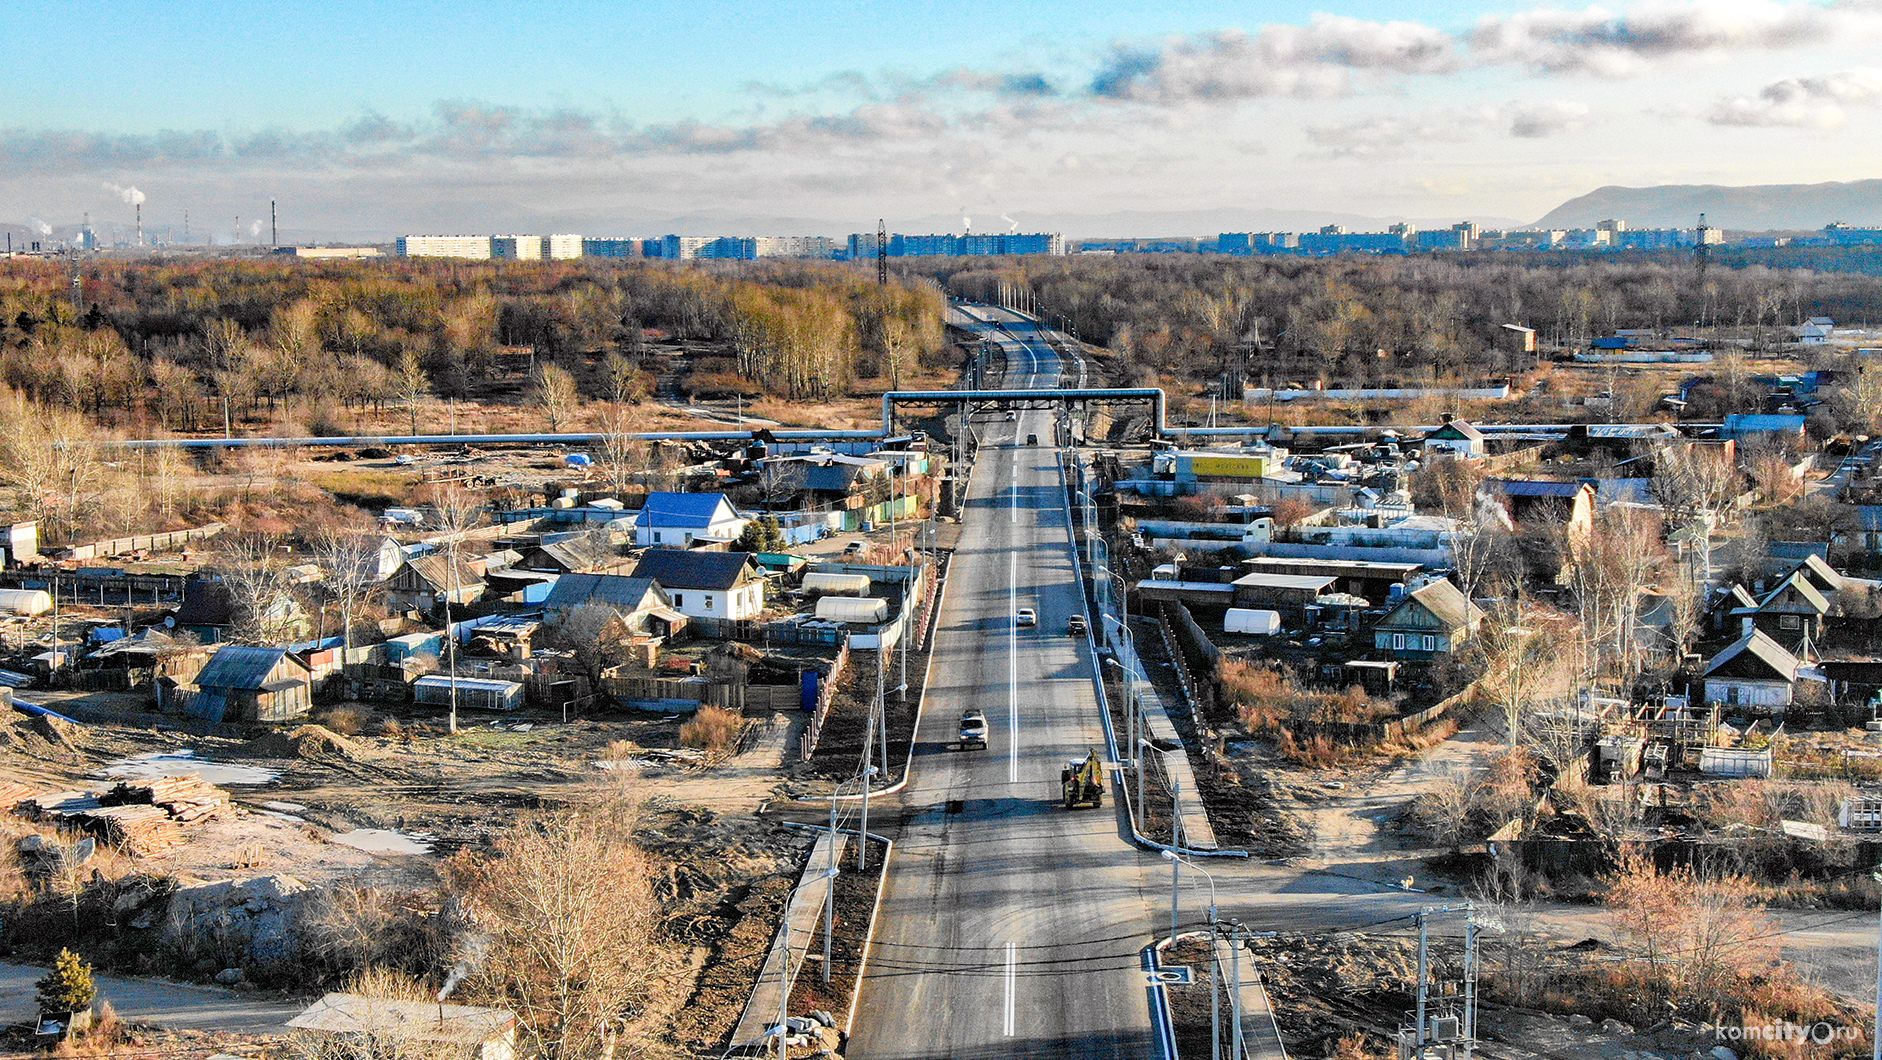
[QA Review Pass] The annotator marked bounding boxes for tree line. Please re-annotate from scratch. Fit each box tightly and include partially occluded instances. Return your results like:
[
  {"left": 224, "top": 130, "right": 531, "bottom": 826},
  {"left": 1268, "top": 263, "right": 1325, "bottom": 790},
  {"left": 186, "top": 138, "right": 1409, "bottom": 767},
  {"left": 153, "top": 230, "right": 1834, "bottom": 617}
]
[
  {"left": 909, "top": 252, "right": 1882, "bottom": 387},
  {"left": 0, "top": 256, "right": 948, "bottom": 433}
]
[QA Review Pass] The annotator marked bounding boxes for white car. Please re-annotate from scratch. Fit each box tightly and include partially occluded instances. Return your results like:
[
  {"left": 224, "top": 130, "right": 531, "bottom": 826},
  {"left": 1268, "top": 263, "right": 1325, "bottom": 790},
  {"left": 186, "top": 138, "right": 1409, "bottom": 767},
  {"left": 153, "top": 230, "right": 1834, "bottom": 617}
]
[{"left": 1016, "top": 608, "right": 1037, "bottom": 627}]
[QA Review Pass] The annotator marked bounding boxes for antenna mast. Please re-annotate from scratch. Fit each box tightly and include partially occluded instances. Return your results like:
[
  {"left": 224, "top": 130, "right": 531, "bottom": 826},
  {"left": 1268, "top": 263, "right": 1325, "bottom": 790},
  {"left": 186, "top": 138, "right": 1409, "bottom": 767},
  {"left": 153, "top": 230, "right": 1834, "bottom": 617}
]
[{"left": 876, "top": 218, "right": 888, "bottom": 286}]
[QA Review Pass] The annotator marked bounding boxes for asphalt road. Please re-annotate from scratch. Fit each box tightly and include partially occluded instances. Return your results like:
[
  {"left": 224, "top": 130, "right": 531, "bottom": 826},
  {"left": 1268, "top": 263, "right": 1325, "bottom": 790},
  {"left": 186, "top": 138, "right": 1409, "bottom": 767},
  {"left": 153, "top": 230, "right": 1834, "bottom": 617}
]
[
  {"left": 0, "top": 962, "right": 303, "bottom": 1034},
  {"left": 848, "top": 314, "right": 1158, "bottom": 1058}
]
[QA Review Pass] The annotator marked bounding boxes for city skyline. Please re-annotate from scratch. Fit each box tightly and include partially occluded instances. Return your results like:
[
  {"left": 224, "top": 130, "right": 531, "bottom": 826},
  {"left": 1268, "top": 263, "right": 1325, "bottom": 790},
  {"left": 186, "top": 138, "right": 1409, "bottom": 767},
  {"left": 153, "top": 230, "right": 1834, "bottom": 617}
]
[{"left": 4, "top": 0, "right": 1881, "bottom": 241}]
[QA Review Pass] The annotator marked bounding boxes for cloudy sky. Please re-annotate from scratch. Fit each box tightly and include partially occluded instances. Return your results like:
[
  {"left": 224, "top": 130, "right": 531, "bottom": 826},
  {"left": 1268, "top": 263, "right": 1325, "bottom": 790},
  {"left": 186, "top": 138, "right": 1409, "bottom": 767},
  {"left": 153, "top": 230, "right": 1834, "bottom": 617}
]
[{"left": 4, "top": 0, "right": 1881, "bottom": 240}]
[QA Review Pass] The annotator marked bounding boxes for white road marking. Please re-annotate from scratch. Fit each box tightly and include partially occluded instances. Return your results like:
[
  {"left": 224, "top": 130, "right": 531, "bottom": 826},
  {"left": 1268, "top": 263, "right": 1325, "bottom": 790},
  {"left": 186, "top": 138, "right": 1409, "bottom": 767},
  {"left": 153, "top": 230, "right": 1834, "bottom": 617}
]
[
  {"left": 1003, "top": 941, "right": 1017, "bottom": 1036},
  {"left": 1009, "top": 551, "right": 1019, "bottom": 784}
]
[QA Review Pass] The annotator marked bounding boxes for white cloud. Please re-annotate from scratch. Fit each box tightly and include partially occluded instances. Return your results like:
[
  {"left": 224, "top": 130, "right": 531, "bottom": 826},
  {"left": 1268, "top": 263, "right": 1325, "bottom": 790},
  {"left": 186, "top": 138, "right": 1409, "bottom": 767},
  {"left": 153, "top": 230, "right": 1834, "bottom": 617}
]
[
  {"left": 1088, "top": 16, "right": 1458, "bottom": 104},
  {"left": 1468, "top": 0, "right": 1882, "bottom": 75},
  {"left": 1707, "top": 64, "right": 1882, "bottom": 124},
  {"left": 1306, "top": 100, "right": 1594, "bottom": 157}
]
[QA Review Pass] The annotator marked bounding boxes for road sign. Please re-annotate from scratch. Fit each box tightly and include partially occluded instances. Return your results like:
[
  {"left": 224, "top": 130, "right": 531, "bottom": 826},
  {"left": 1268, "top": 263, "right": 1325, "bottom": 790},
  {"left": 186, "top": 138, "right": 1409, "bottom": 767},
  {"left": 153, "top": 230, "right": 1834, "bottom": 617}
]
[{"left": 1145, "top": 968, "right": 1194, "bottom": 985}]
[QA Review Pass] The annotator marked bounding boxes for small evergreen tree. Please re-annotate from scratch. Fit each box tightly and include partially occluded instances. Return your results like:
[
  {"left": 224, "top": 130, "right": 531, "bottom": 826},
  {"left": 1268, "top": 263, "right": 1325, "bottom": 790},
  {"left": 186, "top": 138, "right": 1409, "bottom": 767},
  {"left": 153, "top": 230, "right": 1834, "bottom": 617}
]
[
  {"left": 735, "top": 516, "right": 785, "bottom": 553},
  {"left": 36, "top": 948, "right": 96, "bottom": 1015}
]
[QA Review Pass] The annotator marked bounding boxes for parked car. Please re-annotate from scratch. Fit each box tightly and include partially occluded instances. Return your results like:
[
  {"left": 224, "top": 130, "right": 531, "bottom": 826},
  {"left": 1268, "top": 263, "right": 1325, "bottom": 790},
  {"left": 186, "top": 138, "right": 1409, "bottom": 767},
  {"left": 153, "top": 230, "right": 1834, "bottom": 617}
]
[
  {"left": 1016, "top": 607, "right": 1037, "bottom": 627},
  {"left": 843, "top": 540, "right": 866, "bottom": 555}
]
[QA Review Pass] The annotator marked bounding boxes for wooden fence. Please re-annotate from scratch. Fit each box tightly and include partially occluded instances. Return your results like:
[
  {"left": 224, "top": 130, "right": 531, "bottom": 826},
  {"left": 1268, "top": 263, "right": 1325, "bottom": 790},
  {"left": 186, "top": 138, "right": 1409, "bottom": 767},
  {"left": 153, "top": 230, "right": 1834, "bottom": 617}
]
[
  {"left": 61, "top": 523, "right": 226, "bottom": 562},
  {"left": 799, "top": 636, "right": 853, "bottom": 761}
]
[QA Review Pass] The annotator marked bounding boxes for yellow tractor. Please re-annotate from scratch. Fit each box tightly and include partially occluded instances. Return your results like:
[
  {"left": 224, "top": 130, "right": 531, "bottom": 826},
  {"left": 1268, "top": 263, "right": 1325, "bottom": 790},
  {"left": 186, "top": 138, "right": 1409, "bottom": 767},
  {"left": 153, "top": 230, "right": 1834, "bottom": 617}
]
[{"left": 1060, "top": 749, "right": 1104, "bottom": 809}]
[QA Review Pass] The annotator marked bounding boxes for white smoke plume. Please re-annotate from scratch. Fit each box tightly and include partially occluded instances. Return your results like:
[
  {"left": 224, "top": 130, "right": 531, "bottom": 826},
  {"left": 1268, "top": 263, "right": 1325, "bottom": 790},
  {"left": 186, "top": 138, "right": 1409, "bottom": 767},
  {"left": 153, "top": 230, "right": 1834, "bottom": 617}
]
[
  {"left": 103, "top": 182, "right": 146, "bottom": 205},
  {"left": 961, "top": 213, "right": 971, "bottom": 232},
  {"left": 1001, "top": 213, "right": 1019, "bottom": 233},
  {"left": 30, "top": 218, "right": 52, "bottom": 236},
  {"left": 248, "top": 219, "right": 264, "bottom": 237}
]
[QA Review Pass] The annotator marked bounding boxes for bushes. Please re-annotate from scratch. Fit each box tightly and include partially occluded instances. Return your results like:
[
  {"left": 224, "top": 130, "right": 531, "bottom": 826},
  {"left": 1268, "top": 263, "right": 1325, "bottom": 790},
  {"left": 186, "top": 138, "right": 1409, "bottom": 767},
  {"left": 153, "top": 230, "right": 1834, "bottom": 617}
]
[{"left": 678, "top": 705, "right": 744, "bottom": 752}]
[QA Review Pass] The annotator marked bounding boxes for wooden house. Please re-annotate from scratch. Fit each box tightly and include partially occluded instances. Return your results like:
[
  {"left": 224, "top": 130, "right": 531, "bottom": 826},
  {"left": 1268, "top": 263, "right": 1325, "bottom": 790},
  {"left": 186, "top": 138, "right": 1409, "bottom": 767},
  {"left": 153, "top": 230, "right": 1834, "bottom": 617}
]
[
  {"left": 1703, "top": 629, "right": 1800, "bottom": 712},
  {"left": 1749, "top": 571, "right": 1831, "bottom": 653},
  {"left": 385, "top": 554, "right": 486, "bottom": 613},
  {"left": 1371, "top": 579, "right": 1485, "bottom": 660},
  {"left": 188, "top": 645, "right": 312, "bottom": 723}
]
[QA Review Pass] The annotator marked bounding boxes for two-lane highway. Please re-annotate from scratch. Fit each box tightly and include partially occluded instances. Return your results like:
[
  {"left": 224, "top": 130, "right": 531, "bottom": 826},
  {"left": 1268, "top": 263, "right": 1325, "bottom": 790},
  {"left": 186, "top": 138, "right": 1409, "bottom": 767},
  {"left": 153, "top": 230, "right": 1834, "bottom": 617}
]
[{"left": 848, "top": 311, "right": 1156, "bottom": 1059}]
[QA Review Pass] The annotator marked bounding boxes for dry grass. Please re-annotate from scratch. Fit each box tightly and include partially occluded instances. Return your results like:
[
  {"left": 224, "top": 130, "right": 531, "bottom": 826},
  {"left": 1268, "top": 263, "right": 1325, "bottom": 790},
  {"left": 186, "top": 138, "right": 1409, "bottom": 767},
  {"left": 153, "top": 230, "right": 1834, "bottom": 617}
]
[
  {"left": 678, "top": 705, "right": 744, "bottom": 752},
  {"left": 314, "top": 706, "right": 362, "bottom": 736}
]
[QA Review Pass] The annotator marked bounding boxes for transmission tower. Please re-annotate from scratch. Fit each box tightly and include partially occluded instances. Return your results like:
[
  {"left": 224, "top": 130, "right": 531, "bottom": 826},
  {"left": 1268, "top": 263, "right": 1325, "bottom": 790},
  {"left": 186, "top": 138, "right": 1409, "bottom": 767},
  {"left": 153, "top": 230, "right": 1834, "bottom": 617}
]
[{"left": 877, "top": 218, "right": 888, "bottom": 286}]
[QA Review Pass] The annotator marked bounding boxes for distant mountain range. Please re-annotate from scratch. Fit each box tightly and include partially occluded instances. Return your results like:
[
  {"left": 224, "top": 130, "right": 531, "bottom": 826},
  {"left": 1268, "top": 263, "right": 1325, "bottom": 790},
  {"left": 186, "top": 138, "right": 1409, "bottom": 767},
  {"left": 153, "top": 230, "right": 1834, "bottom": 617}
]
[{"left": 1531, "top": 179, "right": 1882, "bottom": 231}]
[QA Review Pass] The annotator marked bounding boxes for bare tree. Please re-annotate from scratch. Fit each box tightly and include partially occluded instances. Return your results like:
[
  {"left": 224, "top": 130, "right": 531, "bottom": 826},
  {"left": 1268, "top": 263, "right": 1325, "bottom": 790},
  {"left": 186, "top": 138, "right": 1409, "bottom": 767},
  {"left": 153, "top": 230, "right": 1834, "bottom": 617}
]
[
  {"left": 1651, "top": 443, "right": 1740, "bottom": 586},
  {"left": 313, "top": 528, "right": 387, "bottom": 665},
  {"left": 530, "top": 365, "right": 580, "bottom": 432},
  {"left": 396, "top": 346, "right": 427, "bottom": 436},
  {"left": 1471, "top": 604, "right": 1562, "bottom": 750},
  {"left": 444, "top": 807, "right": 663, "bottom": 1060},
  {"left": 428, "top": 486, "right": 486, "bottom": 734},
  {"left": 212, "top": 532, "right": 307, "bottom": 645}
]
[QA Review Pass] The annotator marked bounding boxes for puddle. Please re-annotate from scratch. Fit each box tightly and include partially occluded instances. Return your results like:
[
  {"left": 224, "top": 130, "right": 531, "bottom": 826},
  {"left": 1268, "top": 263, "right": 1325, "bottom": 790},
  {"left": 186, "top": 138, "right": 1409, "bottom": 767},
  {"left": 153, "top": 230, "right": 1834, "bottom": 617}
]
[
  {"left": 257, "top": 811, "right": 306, "bottom": 823},
  {"left": 262, "top": 800, "right": 308, "bottom": 812},
  {"left": 98, "top": 750, "right": 281, "bottom": 787},
  {"left": 328, "top": 828, "right": 435, "bottom": 856}
]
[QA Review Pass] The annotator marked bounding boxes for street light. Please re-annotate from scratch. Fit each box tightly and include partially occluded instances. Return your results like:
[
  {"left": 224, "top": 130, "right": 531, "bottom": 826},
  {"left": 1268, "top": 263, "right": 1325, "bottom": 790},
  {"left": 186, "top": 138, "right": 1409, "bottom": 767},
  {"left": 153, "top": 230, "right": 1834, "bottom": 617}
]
[
  {"left": 858, "top": 765, "right": 880, "bottom": 870},
  {"left": 1162, "top": 850, "right": 1224, "bottom": 1060},
  {"left": 1141, "top": 736, "right": 1183, "bottom": 850}
]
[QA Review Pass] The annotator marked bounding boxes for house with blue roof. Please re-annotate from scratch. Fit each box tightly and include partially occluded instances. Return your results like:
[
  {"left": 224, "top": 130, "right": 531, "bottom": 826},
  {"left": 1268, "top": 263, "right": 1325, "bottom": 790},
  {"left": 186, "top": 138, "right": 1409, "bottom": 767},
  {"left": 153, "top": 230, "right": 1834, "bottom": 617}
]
[{"left": 634, "top": 493, "right": 747, "bottom": 548}]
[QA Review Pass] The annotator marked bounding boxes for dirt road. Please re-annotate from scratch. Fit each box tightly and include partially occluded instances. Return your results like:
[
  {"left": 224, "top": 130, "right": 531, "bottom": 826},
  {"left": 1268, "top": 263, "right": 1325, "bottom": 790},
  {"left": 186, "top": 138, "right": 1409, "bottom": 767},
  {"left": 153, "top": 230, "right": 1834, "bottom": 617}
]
[{"left": 0, "top": 962, "right": 303, "bottom": 1034}]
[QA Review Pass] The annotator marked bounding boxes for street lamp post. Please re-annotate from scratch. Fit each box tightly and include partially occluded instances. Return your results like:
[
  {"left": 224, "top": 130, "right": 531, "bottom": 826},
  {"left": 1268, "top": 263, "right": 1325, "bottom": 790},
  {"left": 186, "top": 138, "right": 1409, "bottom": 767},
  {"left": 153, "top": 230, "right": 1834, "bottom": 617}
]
[
  {"left": 858, "top": 765, "right": 880, "bottom": 870},
  {"left": 1141, "top": 738, "right": 1182, "bottom": 850},
  {"left": 1163, "top": 850, "right": 1222, "bottom": 1060}
]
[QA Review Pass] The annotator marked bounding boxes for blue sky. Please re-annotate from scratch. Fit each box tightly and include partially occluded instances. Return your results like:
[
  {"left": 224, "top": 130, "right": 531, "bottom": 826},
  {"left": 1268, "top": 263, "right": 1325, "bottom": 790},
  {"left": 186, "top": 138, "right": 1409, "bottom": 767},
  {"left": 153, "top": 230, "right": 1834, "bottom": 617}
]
[{"left": 4, "top": 0, "right": 1881, "bottom": 239}]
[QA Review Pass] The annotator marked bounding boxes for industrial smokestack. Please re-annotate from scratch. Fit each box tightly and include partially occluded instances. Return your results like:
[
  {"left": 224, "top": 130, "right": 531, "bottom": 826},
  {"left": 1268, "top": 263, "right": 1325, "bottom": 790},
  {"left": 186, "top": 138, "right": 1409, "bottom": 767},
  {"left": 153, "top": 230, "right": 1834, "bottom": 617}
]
[
  {"left": 271, "top": 200, "right": 277, "bottom": 247},
  {"left": 136, "top": 202, "right": 143, "bottom": 247}
]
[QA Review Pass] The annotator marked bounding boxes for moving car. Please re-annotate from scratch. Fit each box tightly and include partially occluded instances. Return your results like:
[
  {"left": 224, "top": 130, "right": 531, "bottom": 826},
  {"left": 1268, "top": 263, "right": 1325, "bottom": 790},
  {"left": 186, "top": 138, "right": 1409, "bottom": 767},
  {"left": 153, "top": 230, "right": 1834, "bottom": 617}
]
[
  {"left": 1067, "top": 614, "right": 1088, "bottom": 637},
  {"left": 958, "top": 709, "right": 989, "bottom": 750},
  {"left": 1005, "top": 411, "right": 1017, "bottom": 422},
  {"left": 842, "top": 540, "right": 866, "bottom": 555},
  {"left": 1026, "top": 433, "right": 1039, "bottom": 445},
  {"left": 1016, "top": 607, "right": 1037, "bottom": 627}
]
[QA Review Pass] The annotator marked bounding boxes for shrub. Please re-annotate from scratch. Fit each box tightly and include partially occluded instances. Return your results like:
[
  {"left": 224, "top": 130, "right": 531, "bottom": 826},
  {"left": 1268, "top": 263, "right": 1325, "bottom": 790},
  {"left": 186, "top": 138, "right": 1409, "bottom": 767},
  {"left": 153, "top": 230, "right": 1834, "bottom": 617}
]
[
  {"left": 678, "top": 705, "right": 743, "bottom": 752},
  {"left": 315, "top": 707, "right": 361, "bottom": 736}
]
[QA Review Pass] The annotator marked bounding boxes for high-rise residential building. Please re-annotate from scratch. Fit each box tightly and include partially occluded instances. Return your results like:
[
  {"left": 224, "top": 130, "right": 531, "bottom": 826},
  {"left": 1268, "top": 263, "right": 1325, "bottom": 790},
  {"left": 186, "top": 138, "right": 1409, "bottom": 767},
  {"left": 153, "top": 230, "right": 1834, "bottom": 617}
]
[
  {"left": 490, "top": 235, "right": 543, "bottom": 261},
  {"left": 644, "top": 235, "right": 712, "bottom": 259},
  {"left": 544, "top": 234, "right": 584, "bottom": 260},
  {"left": 582, "top": 238, "right": 642, "bottom": 258},
  {"left": 397, "top": 235, "right": 494, "bottom": 259}
]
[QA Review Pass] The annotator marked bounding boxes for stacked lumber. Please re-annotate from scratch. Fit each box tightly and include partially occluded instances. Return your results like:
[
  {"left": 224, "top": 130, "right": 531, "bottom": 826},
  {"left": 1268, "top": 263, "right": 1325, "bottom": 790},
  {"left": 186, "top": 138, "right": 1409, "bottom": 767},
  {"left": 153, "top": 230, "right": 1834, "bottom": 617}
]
[
  {"left": 77, "top": 805, "right": 184, "bottom": 857},
  {"left": 104, "top": 775, "right": 232, "bottom": 824},
  {"left": 0, "top": 781, "right": 41, "bottom": 815},
  {"left": 19, "top": 790, "right": 101, "bottom": 821}
]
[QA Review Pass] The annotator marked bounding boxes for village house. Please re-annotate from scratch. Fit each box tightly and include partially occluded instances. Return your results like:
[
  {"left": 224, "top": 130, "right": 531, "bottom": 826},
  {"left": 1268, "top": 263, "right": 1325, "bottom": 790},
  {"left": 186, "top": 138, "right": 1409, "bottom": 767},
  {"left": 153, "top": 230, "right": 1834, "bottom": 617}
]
[
  {"left": 1703, "top": 629, "right": 1801, "bottom": 712},
  {"left": 1421, "top": 417, "right": 1485, "bottom": 460},
  {"left": 1748, "top": 571, "right": 1832, "bottom": 654},
  {"left": 167, "top": 577, "right": 307, "bottom": 644},
  {"left": 1371, "top": 579, "right": 1485, "bottom": 660},
  {"left": 541, "top": 573, "right": 687, "bottom": 636},
  {"left": 515, "top": 531, "right": 626, "bottom": 575},
  {"left": 384, "top": 554, "right": 487, "bottom": 613},
  {"left": 187, "top": 645, "right": 312, "bottom": 723},
  {"left": 630, "top": 549, "right": 765, "bottom": 620},
  {"left": 634, "top": 492, "right": 746, "bottom": 548}
]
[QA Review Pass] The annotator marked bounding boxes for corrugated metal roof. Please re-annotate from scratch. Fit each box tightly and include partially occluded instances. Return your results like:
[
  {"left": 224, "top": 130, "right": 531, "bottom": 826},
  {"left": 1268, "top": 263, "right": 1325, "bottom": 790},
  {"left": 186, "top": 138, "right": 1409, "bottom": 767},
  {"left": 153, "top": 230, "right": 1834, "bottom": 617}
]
[
  {"left": 543, "top": 574, "right": 665, "bottom": 612},
  {"left": 196, "top": 645, "right": 293, "bottom": 690},
  {"left": 631, "top": 549, "right": 756, "bottom": 591},
  {"left": 639, "top": 492, "right": 734, "bottom": 528}
]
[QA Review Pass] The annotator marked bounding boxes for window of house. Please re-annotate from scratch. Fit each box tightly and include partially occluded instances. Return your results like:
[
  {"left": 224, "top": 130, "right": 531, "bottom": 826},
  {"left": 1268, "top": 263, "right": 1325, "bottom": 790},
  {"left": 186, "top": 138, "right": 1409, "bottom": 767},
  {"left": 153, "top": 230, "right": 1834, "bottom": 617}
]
[
  {"left": 1726, "top": 685, "right": 1741, "bottom": 705},
  {"left": 653, "top": 532, "right": 662, "bottom": 543},
  {"left": 1423, "top": 635, "right": 1437, "bottom": 652},
  {"left": 1392, "top": 633, "right": 1405, "bottom": 650},
  {"left": 670, "top": 593, "right": 683, "bottom": 608},
  {"left": 705, "top": 595, "right": 714, "bottom": 610},
  {"left": 1780, "top": 614, "right": 1802, "bottom": 630}
]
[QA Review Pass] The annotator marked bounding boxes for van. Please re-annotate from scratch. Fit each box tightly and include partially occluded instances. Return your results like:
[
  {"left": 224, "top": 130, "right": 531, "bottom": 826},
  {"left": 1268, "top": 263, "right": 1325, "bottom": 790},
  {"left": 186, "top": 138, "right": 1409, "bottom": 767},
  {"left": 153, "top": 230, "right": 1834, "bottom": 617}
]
[{"left": 1026, "top": 433, "right": 1039, "bottom": 446}]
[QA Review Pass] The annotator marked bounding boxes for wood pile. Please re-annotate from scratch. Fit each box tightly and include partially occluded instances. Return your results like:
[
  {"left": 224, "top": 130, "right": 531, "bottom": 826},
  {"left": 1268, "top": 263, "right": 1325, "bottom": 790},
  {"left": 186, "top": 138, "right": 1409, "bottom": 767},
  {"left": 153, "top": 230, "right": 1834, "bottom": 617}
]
[
  {"left": 77, "top": 805, "right": 184, "bottom": 857},
  {"left": 19, "top": 791, "right": 100, "bottom": 821},
  {"left": 103, "top": 775, "right": 232, "bottom": 824},
  {"left": 0, "top": 781, "right": 41, "bottom": 814}
]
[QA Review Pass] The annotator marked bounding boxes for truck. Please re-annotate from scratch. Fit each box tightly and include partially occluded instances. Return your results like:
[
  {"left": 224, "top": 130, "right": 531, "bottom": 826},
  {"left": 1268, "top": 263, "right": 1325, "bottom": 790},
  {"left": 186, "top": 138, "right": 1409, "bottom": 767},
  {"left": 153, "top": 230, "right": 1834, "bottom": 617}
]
[{"left": 1060, "top": 750, "right": 1104, "bottom": 809}]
